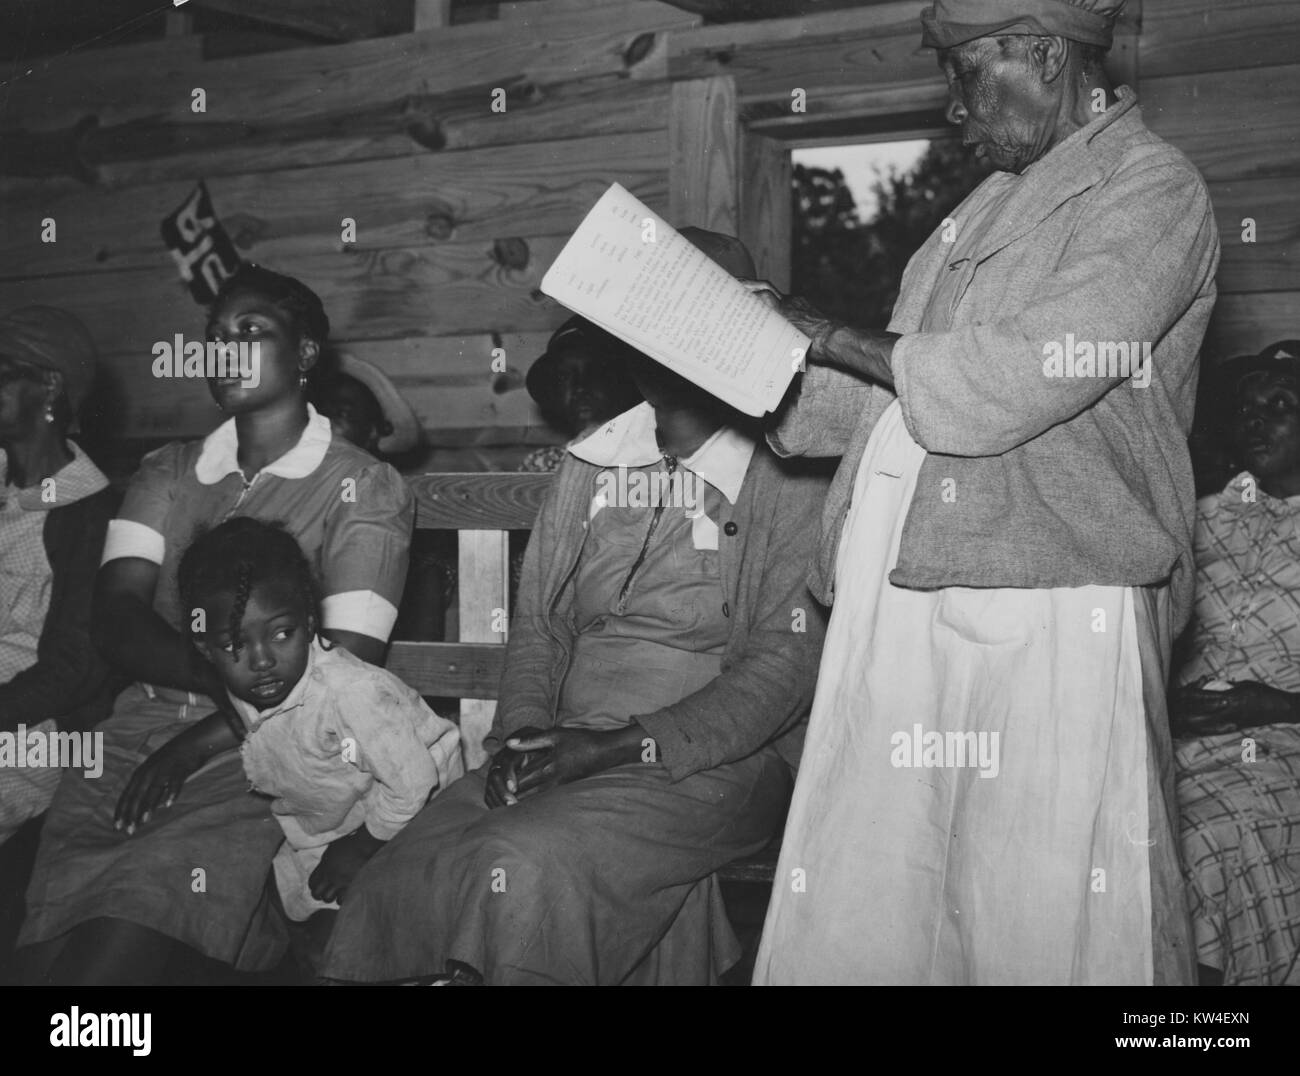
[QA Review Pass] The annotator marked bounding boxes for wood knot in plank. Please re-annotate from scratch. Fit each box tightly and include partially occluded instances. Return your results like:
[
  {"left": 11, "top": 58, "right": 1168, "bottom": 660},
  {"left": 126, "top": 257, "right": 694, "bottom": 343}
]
[
  {"left": 491, "top": 237, "right": 530, "bottom": 271},
  {"left": 624, "top": 32, "right": 656, "bottom": 68},
  {"left": 401, "top": 96, "right": 447, "bottom": 151}
]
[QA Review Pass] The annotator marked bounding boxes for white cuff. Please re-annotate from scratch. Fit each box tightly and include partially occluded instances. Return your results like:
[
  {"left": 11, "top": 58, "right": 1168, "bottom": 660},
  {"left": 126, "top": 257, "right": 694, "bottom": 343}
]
[
  {"left": 321, "top": 590, "right": 399, "bottom": 642},
  {"left": 102, "top": 519, "right": 165, "bottom": 566}
]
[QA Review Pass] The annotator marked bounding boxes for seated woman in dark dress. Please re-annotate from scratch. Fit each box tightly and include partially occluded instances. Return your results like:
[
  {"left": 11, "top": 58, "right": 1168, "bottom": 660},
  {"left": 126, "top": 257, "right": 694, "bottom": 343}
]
[{"left": 320, "top": 231, "right": 830, "bottom": 985}]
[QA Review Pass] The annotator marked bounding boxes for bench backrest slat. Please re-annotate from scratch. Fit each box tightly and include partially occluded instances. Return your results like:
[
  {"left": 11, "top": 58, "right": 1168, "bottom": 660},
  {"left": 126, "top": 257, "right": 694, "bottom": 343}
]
[
  {"left": 393, "top": 472, "right": 556, "bottom": 769},
  {"left": 408, "top": 472, "right": 551, "bottom": 530},
  {"left": 384, "top": 640, "right": 507, "bottom": 698}
]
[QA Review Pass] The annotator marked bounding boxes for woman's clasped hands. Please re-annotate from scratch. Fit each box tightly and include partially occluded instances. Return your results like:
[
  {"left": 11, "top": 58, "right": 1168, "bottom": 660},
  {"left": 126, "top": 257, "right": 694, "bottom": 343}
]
[{"left": 484, "top": 725, "right": 650, "bottom": 809}]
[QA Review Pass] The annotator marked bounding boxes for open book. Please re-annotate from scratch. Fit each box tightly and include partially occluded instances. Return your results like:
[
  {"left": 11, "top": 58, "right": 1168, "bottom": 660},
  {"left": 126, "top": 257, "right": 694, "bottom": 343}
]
[{"left": 540, "top": 183, "right": 808, "bottom": 417}]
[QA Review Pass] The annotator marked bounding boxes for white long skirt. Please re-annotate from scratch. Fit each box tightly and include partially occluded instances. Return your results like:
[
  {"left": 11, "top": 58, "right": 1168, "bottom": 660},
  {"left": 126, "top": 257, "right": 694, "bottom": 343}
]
[{"left": 753, "top": 401, "right": 1192, "bottom": 984}]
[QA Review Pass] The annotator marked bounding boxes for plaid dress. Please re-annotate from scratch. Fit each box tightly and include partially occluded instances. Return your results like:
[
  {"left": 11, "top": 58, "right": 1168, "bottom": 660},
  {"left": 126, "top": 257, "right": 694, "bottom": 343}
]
[{"left": 1175, "top": 473, "right": 1300, "bottom": 984}]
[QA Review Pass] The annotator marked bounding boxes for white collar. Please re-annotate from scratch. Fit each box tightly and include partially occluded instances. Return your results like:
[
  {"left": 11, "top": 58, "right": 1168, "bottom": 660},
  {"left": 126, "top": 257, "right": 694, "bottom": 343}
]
[
  {"left": 1216, "top": 470, "right": 1300, "bottom": 510},
  {"left": 195, "top": 404, "right": 332, "bottom": 486},
  {"left": 567, "top": 402, "right": 755, "bottom": 504},
  {"left": 1, "top": 441, "right": 109, "bottom": 511},
  {"left": 229, "top": 635, "right": 326, "bottom": 729}
]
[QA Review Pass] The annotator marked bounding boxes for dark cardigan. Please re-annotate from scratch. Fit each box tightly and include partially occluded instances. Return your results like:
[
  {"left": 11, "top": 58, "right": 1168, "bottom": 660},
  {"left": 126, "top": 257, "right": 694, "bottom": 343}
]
[
  {"left": 0, "top": 485, "right": 118, "bottom": 735},
  {"left": 487, "top": 443, "right": 832, "bottom": 781}
]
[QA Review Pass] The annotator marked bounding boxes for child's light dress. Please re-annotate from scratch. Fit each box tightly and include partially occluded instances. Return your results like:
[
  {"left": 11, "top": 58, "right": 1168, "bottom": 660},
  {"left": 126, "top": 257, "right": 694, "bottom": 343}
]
[{"left": 232, "top": 637, "right": 463, "bottom": 920}]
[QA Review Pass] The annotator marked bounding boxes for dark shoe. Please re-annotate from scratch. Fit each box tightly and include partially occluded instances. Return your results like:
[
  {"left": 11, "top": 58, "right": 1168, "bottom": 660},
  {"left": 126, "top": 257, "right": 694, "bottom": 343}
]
[{"left": 420, "top": 960, "right": 485, "bottom": 986}]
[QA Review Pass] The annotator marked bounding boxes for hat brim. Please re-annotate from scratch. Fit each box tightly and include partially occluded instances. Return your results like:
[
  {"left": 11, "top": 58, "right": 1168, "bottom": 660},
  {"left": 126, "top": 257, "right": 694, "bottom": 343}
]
[
  {"left": 525, "top": 338, "right": 616, "bottom": 413},
  {"left": 334, "top": 351, "right": 422, "bottom": 455},
  {"left": 1212, "top": 353, "right": 1300, "bottom": 393}
]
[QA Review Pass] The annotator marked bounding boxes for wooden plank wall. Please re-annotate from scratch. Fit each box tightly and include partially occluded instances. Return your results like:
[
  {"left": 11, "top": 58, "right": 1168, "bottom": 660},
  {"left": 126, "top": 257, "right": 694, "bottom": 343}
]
[
  {"left": 0, "top": 1, "right": 701, "bottom": 468},
  {"left": 1139, "top": 0, "right": 1300, "bottom": 360},
  {"left": 1, "top": 0, "right": 1295, "bottom": 459}
]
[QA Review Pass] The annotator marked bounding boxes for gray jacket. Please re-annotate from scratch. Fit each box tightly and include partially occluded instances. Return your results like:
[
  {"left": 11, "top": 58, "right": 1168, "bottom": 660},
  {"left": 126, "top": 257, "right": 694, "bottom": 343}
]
[{"left": 771, "top": 87, "right": 1220, "bottom": 634}]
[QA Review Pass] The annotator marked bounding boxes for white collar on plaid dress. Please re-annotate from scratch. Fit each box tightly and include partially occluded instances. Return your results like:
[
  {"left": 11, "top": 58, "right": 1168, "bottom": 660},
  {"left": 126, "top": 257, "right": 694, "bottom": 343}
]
[{"left": 0, "top": 440, "right": 108, "bottom": 511}]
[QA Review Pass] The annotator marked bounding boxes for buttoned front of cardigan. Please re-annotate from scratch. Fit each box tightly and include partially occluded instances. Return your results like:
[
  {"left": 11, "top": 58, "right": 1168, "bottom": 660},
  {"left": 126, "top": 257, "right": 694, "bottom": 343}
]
[{"left": 487, "top": 431, "right": 831, "bottom": 781}]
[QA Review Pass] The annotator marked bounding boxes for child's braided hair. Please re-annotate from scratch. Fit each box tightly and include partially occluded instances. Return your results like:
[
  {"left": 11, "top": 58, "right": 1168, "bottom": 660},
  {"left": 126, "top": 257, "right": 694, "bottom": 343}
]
[{"left": 178, "top": 517, "right": 319, "bottom": 657}]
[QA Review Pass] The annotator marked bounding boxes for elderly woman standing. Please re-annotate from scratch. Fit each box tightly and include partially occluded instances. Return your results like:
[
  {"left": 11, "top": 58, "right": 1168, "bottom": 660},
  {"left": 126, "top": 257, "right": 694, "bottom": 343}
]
[
  {"left": 752, "top": 0, "right": 1219, "bottom": 984},
  {"left": 0, "top": 307, "right": 116, "bottom": 846},
  {"left": 17, "top": 266, "right": 413, "bottom": 984}
]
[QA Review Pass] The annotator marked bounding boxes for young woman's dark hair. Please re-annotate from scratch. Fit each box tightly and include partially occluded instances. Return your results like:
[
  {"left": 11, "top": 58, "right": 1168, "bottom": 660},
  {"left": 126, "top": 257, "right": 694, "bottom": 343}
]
[
  {"left": 178, "top": 517, "right": 319, "bottom": 657},
  {"left": 209, "top": 264, "right": 331, "bottom": 347}
]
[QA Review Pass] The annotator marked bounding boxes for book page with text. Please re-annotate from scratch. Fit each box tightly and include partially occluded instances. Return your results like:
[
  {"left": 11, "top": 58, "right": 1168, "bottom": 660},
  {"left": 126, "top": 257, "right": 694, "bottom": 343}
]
[{"left": 541, "top": 183, "right": 807, "bottom": 416}]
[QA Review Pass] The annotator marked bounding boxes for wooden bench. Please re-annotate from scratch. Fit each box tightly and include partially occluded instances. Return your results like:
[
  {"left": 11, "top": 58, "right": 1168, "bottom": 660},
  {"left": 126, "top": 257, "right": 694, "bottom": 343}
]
[{"left": 387, "top": 471, "right": 780, "bottom": 889}]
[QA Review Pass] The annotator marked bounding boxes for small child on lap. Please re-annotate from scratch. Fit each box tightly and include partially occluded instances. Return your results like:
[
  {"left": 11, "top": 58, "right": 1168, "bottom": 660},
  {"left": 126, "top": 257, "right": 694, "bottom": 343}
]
[{"left": 177, "top": 517, "right": 462, "bottom": 921}]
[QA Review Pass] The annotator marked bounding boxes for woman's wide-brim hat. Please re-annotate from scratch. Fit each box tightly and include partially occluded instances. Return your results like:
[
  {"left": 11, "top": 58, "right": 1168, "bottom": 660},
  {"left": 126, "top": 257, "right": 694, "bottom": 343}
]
[
  {"left": 332, "top": 350, "right": 421, "bottom": 455},
  {"left": 526, "top": 316, "right": 641, "bottom": 415},
  {"left": 528, "top": 227, "right": 758, "bottom": 414},
  {"left": 1212, "top": 339, "right": 1300, "bottom": 397}
]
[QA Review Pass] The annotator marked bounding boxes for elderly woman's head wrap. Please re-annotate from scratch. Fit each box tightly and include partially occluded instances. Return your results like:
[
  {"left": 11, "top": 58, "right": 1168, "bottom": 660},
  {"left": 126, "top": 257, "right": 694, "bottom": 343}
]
[{"left": 921, "top": 0, "right": 1126, "bottom": 50}]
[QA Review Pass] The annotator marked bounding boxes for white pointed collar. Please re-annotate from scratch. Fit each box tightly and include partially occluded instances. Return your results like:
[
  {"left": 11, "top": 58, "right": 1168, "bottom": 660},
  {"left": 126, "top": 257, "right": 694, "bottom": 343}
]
[
  {"left": 195, "top": 404, "right": 333, "bottom": 486},
  {"left": 567, "top": 402, "right": 755, "bottom": 505}
]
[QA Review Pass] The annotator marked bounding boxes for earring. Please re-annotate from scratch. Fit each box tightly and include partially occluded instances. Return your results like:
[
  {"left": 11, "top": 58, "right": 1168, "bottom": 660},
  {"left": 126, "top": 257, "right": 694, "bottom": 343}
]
[
  {"left": 43, "top": 403, "right": 55, "bottom": 424},
  {"left": 299, "top": 373, "right": 308, "bottom": 391}
]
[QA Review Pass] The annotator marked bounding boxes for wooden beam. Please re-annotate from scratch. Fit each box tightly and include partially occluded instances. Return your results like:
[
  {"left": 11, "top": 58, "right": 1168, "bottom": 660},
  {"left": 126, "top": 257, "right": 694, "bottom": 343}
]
[
  {"left": 488, "top": 0, "right": 899, "bottom": 17},
  {"left": 2, "top": 130, "right": 671, "bottom": 277},
  {"left": 189, "top": 0, "right": 412, "bottom": 41},
  {"left": 0, "top": 78, "right": 674, "bottom": 194},
  {"left": 413, "top": 0, "right": 454, "bottom": 29},
  {"left": 200, "top": 31, "right": 323, "bottom": 60},
  {"left": 500, "top": 0, "right": 697, "bottom": 20},
  {"left": 1140, "top": 0, "right": 1300, "bottom": 79},
  {"left": 739, "top": 128, "right": 791, "bottom": 291},
  {"left": 670, "top": 77, "right": 739, "bottom": 233},
  {"left": 670, "top": 3, "right": 928, "bottom": 87},
  {"left": 670, "top": 1, "right": 1141, "bottom": 138},
  {"left": 1142, "top": 65, "right": 1300, "bottom": 181},
  {"left": 671, "top": 3, "right": 944, "bottom": 137},
  {"left": 662, "top": 0, "right": 905, "bottom": 16},
  {"left": 3, "top": 6, "right": 697, "bottom": 135},
  {"left": 165, "top": 9, "right": 195, "bottom": 37}
]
